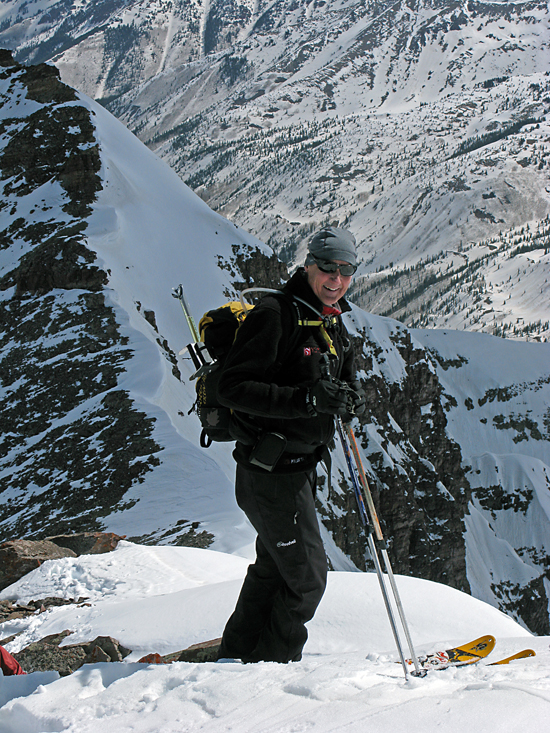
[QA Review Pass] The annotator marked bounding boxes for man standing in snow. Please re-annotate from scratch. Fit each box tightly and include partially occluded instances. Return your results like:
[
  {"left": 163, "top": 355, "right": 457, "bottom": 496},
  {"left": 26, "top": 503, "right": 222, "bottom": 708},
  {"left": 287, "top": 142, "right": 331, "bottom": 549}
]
[{"left": 214, "top": 226, "right": 365, "bottom": 663}]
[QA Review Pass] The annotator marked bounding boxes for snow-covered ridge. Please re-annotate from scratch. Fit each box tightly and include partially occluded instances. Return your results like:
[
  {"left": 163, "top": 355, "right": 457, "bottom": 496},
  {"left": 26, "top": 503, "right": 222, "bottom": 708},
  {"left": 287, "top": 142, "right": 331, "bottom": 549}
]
[{"left": 0, "top": 542, "right": 547, "bottom": 732}]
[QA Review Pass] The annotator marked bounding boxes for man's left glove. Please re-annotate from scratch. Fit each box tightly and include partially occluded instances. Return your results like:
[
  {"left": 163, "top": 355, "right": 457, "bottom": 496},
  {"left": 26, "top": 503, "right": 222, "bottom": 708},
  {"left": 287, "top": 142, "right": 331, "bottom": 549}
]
[
  {"left": 340, "top": 381, "right": 366, "bottom": 423},
  {"left": 349, "top": 381, "right": 366, "bottom": 416}
]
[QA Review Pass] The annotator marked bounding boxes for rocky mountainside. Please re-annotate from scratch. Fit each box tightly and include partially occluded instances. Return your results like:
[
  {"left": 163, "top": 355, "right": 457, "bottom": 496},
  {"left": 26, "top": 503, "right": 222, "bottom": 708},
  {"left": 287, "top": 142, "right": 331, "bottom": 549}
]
[
  {"left": 2, "top": 0, "right": 549, "bottom": 338},
  {"left": 0, "top": 49, "right": 261, "bottom": 549},
  {"left": 0, "top": 54, "right": 548, "bottom": 634}
]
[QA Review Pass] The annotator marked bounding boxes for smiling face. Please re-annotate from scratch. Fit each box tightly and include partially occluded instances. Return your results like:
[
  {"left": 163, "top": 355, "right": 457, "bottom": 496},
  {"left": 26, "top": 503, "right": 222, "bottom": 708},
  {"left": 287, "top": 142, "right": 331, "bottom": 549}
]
[{"left": 305, "top": 261, "right": 353, "bottom": 306}]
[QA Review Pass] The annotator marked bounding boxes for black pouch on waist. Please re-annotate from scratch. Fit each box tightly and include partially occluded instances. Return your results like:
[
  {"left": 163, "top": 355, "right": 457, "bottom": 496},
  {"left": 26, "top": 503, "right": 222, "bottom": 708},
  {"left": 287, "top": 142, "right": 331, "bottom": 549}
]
[{"left": 249, "top": 432, "right": 287, "bottom": 472}]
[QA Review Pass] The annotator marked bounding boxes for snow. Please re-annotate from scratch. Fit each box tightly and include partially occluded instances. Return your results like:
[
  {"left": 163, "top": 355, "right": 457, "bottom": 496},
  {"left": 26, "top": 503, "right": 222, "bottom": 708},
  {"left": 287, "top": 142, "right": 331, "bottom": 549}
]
[
  {"left": 55, "top": 92, "right": 266, "bottom": 556},
  {"left": 0, "top": 542, "right": 547, "bottom": 732}
]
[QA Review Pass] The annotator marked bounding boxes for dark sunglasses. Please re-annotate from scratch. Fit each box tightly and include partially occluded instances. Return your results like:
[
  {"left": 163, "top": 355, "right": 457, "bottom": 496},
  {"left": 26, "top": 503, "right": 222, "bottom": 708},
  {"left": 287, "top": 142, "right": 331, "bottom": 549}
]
[{"left": 312, "top": 256, "right": 357, "bottom": 277}]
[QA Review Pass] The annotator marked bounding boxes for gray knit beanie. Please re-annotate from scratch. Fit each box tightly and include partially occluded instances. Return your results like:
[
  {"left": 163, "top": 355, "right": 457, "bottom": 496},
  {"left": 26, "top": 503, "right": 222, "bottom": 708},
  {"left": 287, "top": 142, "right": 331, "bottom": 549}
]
[{"left": 306, "top": 226, "right": 357, "bottom": 266}]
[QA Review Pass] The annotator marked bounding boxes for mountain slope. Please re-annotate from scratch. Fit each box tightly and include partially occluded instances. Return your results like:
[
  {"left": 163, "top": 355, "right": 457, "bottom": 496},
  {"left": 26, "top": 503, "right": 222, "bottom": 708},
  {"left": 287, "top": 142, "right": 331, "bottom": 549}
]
[
  {"left": 0, "top": 53, "right": 548, "bottom": 633},
  {"left": 2, "top": 1, "right": 549, "bottom": 337},
  {"left": 0, "top": 49, "right": 270, "bottom": 555}
]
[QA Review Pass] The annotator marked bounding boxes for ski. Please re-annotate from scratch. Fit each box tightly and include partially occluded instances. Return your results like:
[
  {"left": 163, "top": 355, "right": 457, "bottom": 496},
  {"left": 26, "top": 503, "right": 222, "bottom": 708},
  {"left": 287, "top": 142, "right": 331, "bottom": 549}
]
[
  {"left": 406, "top": 634, "right": 496, "bottom": 671},
  {"left": 172, "top": 284, "right": 214, "bottom": 377},
  {"left": 172, "top": 283, "right": 200, "bottom": 343},
  {"left": 488, "top": 648, "right": 536, "bottom": 666}
]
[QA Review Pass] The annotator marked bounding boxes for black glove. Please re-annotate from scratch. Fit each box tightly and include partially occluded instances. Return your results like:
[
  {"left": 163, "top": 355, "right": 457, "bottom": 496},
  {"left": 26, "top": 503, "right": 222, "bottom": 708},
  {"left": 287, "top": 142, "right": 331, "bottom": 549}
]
[
  {"left": 349, "top": 381, "right": 366, "bottom": 416},
  {"left": 306, "top": 379, "right": 349, "bottom": 416}
]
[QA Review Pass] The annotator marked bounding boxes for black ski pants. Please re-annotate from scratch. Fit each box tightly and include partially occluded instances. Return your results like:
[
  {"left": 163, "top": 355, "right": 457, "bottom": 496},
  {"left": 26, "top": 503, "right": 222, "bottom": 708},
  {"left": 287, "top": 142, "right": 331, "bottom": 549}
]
[{"left": 218, "top": 464, "right": 328, "bottom": 663}]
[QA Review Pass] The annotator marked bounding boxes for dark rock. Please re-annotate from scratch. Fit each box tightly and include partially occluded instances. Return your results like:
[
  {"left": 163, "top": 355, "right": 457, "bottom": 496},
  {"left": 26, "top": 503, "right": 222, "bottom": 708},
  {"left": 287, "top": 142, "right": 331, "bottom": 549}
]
[
  {"left": 176, "top": 637, "right": 222, "bottom": 663},
  {"left": 21, "top": 62, "right": 77, "bottom": 104},
  {"left": 83, "top": 635, "right": 132, "bottom": 663},
  {"left": 491, "top": 575, "right": 550, "bottom": 636},
  {"left": 138, "top": 638, "right": 222, "bottom": 665},
  {"left": 217, "top": 242, "right": 289, "bottom": 297},
  {"left": 13, "top": 632, "right": 132, "bottom": 676},
  {"left": 13, "top": 631, "right": 86, "bottom": 676},
  {"left": 0, "top": 540, "right": 76, "bottom": 592},
  {"left": 8, "top": 232, "right": 107, "bottom": 296},
  {"left": 0, "top": 599, "right": 31, "bottom": 624},
  {"left": 0, "top": 597, "right": 90, "bottom": 625},
  {"left": 85, "top": 644, "right": 111, "bottom": 664},
  {"left": 230, "top": 243, "right": 289, "bottom": 290},
  {"left": 47, "top": 532, "right": 125, "bottom": 556},
  {"left": 0, "top": 49, "right": 18, "bottom": 68}
]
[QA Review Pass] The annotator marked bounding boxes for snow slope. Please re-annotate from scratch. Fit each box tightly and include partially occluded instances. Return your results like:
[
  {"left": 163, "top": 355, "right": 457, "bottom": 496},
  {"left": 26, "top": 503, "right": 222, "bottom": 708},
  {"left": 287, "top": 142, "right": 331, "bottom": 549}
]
[
  {"left": 80, "top": 95, "right": 269, "bottom": 556},
  {"left": 0, "top": 542, "right": 548, "bottom": 733}
]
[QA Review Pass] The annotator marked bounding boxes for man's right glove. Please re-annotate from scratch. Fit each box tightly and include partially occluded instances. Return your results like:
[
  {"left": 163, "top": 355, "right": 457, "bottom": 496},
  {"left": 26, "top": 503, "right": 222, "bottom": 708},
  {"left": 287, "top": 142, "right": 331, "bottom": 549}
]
[{"left": 306, "top": 379, "right": 350, "bottom": 416}]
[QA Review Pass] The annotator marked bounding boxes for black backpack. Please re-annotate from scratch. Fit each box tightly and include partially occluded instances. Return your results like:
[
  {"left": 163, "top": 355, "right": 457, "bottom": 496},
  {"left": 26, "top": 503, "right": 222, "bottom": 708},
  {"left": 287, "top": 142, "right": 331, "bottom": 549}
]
[
  {"left": 194, "top": 300, "right": 252, "bottom": 447},
  {"left": 189, "top": 290, "right": 338, "bottom": 448}
]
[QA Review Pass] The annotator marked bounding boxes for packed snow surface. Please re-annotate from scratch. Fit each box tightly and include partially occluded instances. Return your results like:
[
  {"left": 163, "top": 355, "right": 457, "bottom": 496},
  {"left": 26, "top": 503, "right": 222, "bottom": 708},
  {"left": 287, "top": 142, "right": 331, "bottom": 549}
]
[{"left": 0, "top": 542, "right": 548, "bottom": 732}]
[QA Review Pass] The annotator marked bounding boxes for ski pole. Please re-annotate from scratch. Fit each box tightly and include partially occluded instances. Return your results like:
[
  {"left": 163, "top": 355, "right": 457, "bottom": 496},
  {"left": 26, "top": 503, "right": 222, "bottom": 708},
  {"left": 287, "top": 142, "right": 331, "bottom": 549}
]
[
  {"left": 336, "top": 419, "right": 411, "bottom": 679},
  {"left": 319, "top": 354, "right": 422, "bottom": 678},
  {"left": 342, "top": 421, "right": 423, "bottom": 677}
]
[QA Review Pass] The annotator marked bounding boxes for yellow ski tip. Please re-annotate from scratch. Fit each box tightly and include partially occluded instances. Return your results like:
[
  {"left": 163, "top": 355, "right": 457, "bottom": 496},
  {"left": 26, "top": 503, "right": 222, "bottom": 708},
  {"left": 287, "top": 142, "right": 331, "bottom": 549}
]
[{"left": 489, "top": 649, "right": 536, "bottom": 666}]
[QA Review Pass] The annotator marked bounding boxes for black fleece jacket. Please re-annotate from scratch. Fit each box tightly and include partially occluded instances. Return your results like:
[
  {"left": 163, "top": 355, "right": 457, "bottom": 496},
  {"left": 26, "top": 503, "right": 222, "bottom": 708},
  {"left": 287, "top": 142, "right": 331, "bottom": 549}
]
[{"left": 217, "top": 269, "right": 356, "bottom": 469}]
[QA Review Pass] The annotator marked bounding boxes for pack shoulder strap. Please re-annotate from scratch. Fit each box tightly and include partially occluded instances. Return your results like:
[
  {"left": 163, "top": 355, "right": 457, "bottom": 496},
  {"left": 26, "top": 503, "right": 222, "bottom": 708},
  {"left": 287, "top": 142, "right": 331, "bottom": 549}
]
[
  {"left": 291, "top": 296, "right": 338, "bottom": 356},
  {"left": 238, "top": 288, "right": 338, "bottom": 358}
]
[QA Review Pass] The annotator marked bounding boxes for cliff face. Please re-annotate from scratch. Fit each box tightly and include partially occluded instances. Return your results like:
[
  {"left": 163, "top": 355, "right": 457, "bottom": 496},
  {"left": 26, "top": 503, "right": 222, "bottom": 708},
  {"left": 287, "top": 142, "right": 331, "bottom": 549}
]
[
  {"left": 361, "top": 328, "right": 470, "bottom": 591},
  {"left": 0, "top": 51, "right": 161, "bottom": 539},
  {"left": 312, "top": 322, "right": 471, "bottom": 593}
]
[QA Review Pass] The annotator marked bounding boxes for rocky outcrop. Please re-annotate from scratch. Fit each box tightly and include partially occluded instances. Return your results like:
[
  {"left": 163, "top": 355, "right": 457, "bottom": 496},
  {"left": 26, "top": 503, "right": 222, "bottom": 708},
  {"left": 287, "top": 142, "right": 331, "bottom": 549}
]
[
  {"left": 0, "top": 55, "right": 166, "bottom": 543},
  {"left": 219, "top": 242, "right": 289, "bottom": 295},
  {"left": 0, "top": 50, "right": 104, "bottom": 297},
  {"left": 138, "top": 638, "right": 222, "bottom": 665},
  {"left": 0, "top": 50, "right": 101, "bottom": 218},
  {"left": 376, "top": 329, "right": 470, "bottom": 591},
  {"left": 0, "top": 540, "right": 76, "bottom": 592},
  {"left": 0, "top": 597, "right": 90, "bottom": 629},
  {"left": 13, "top": 631, "right": 131, "bottom": 676},
  {"left": 0, "top": 533, "right": 125, "bottom": 591},
  {"left": 47, "top": 532, "right": 124, "bottom": 556}
]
